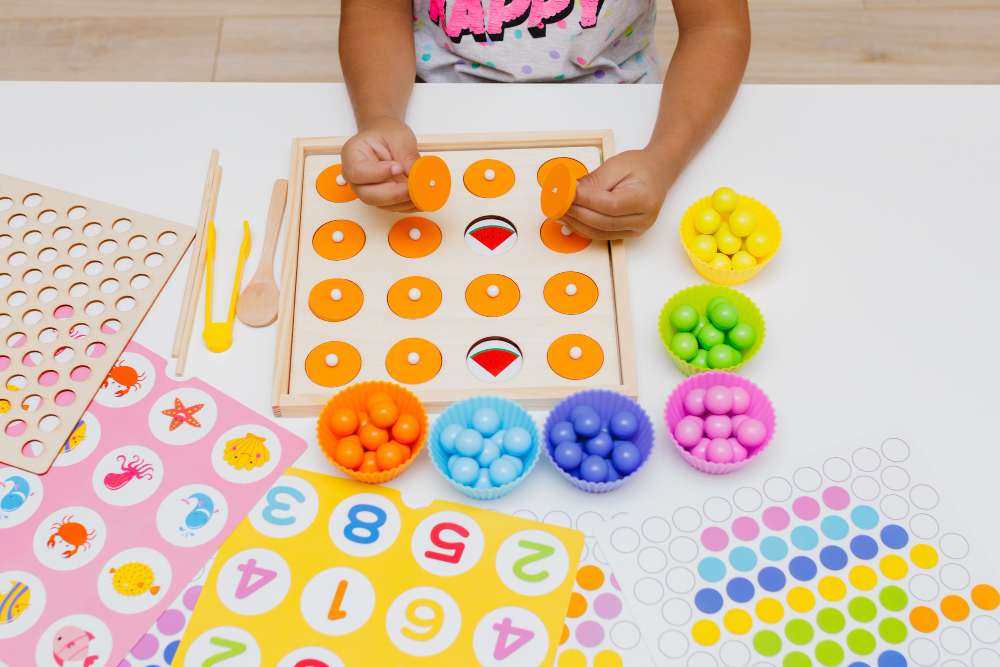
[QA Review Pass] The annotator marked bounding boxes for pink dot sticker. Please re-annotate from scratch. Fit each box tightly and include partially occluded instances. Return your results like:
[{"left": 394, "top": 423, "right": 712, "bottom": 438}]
[
  {"left": 701, "top": 526, "right": 729, "bottom": 552},
  {"left": 792, "top": 496, "right": 821, "bottom": 520},
  {"left": 593, "top": 592, "right": 623, "bottom": 619},
  {"left": 575, "top": 620, "right": 605, "bottom": 648},
  {"left": 762, "top": 506, "right": 790, "bottom": 531},
  {"left": 732, "top": 516, "right": 760, "bottom": 541},
  {"left": 823, "top": 486, "right": 850, "bottom": 510}
]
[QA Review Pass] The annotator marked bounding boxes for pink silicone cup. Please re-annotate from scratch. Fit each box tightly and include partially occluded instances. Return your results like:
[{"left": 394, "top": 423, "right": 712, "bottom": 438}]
[{"left": 665, "top": 371, "right": 776, "bottom": 475}]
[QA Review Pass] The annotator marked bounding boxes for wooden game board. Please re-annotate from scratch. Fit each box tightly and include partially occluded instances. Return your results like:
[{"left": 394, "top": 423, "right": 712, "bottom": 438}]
[{"left": 272, "top": 132, "right": 636, "bottom": 416}]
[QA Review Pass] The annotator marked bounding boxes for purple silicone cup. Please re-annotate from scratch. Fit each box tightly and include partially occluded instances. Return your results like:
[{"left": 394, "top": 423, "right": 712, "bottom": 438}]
[
  {"left": 665, "top": 371, "right": 776, "bottom": 475},
  {"left": 543, "top": 389, "right": 654, "bottom": 493}
]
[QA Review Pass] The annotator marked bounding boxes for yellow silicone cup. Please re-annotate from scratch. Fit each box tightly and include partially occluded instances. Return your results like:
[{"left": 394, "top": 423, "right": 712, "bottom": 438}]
[
  {"left": 679, "top": 194, "right": 782, "bottom": 285},
  {"left": 317, "top": 380, "right": 428, "bottom": 484},
  {"left": 658, "top": 284, "right": 766, "bottom": 376}
]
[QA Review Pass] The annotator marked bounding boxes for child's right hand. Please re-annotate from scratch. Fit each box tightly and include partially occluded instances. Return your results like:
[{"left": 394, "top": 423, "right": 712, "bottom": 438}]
[{"left": 341, "top": 117, "right": 420, "bottom": 211}]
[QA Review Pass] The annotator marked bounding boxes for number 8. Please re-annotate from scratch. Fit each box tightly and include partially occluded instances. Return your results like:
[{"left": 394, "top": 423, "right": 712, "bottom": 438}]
[
  {"left": 343, "top": 503, "right": 387, "bottom": 545},
  {"left": 401, "top": 598, "right": 444, "bottom": 641}
]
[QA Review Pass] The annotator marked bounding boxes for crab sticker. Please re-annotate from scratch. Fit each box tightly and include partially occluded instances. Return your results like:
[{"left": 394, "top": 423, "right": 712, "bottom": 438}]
[
  {"left": 147, "top": 388, "right": 218, "bottom": 447},
  {"left": 33, "top": 506, "right": 107, "bottom": 572},
  {"left": 52, "top": 412, "right": 101, "bottom": 469},
  {"left": 93, "top": 352, "right": 156, "bottom": 408}
]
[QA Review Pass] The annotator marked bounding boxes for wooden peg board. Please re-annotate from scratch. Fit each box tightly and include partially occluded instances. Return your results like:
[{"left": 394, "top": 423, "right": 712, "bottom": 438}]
[
  {"left": 0, "top": 174, "right": 193, "bottom": 473},
  {"left": 273, "top": 132, "right": 636, "bottom": 416}
]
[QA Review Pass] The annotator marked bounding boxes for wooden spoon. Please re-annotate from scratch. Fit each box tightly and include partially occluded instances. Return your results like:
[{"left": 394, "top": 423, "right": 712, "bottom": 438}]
[{"left": 237, "top": 178, "right": 287, "bottom": 327}]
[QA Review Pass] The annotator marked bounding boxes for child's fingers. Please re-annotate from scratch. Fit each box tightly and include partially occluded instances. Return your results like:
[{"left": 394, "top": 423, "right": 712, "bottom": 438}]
[
  {"left": 343, "top": 158, "right": 404, "bottom": 186},
  {"left": 353, "top": 181, "right": 412, "bottom": 208},
  {"left": 574, "top": 181, "right": 645, "bottom": 217},
  {"left": 562, "top": 209, "right": 641, "bottom": 240}
]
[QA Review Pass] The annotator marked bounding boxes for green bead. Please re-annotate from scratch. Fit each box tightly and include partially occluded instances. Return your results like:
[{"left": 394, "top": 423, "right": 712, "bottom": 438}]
[
  {"left": 706, "top": 296, "right": 730, "bottom": 313},
  {"left": 697, "top": 323, "right": 725, "bottom": 349},
  {"left": 708, "top": 302, "right": 740, "bottom": 331},
  {"left": 754, "top": 630, "right": 782, "bottom": 657},
  {"left": 814, "top": 640, "right": 844, "bottom": 666},
  {"left": 727, "top": 322, "right": 756, "bottom": 351},
  {"left": 670, "top": 332, "right": 699, "bottom": 361},
  {"left": 669, "top": 304, "right": 699, "bottom": 332},
  {"left": 690, "top": 349, "right": 709, "bottom": 368},
  {"left": 707, "top": 344, "right": 739, "bottom": 369}
]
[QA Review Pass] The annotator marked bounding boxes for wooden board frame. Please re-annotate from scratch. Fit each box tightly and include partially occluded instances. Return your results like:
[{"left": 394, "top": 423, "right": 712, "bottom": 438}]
[{"left": 272, "top": 131, "right": 636, "bottom": 416}]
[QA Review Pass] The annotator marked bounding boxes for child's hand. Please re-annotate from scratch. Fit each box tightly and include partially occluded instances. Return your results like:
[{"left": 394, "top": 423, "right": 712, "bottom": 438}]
[
  {"left": 341, "top": 117, "right": 420, "bottom": 211},
  {"left": 563, "top": 149, "right": 672, "bottom": 240}
]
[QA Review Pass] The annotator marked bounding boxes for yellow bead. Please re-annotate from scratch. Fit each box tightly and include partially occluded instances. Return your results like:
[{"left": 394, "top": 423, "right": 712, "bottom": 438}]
[
  {"left": 731, "top": 251, "right": 757, "bottom": 270},
  {"left": 694, "top": 207, "right": 722, "bottom": 234},
  {"left": 728, "top": 207, "right": 756, "bottom": 237},
  {"left": 691, "top": 234, "right": 717, "bottom": 261},
  {"left": 709, "top": 253, "right": 732, "bottom": 270},
  {"left": 711, "top": 186, "right": 739, "bottom": 214},
  {"left": 745, "top": 231, "right": 773, "bottom": 258},
  {"left": 715, "top": 224, "right": 741, "bottom": 255}
]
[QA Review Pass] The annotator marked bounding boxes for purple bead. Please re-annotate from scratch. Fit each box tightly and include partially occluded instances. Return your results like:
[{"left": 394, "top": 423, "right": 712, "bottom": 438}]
[
  {"left": 731, "top": 386, "right": 751, "bottom": 414},
  {"left": 605, "top": 463, "right": 621, "bottom": 482},
  {"left": 553, "top": 441, "right": 584, "bottom": 470},
  {"left": 585, "top": 431, "right": 613, "bottom": 457},
  {"left": 673, "top": 415, "right": 704, "bottom": 448},
  {"left": 579, "top": 454, "right": 609, "bottom": 482},
  {"left": 572, "top": 408, "right": 602, "bottom": 439},
  {"left": 704, "top": 385, "right": 734, "bottom": 415},
  {"left": 683, "top": 388, "right": 707, "bottom": 416},
  {"left": 549, "top": 420, "right": 576, "bottom": 445},
  {"left": 704, "top": 414, "right": 732, "bottom": 439},
  {"left": 706, "top": 438, "right": 734, "bottom": 464},
  {"left": 736, "top": 418, "right": 767, "bottom": 448},
  {"left": 608, "top": 410, "right": 639, "bottom": 439},
  {"left": 611, "top": 441, "right": 641, "bottom": 475}
]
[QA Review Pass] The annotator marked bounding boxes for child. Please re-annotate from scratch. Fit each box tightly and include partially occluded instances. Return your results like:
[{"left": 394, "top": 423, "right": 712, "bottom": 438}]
[{"left": 338, "top": 1, "right": 749, "bottom": 239}]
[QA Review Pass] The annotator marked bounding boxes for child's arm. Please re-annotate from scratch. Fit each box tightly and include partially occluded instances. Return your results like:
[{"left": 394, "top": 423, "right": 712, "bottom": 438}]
[
  {"left": 340, "top": 0, "right": 420, "bottom": 210},
  {"left": 565, "top": 0, "right": 750, "bottom": 239}
]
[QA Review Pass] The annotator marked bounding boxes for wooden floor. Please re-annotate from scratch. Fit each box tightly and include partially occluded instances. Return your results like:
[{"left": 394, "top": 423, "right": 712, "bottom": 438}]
[{"left": 1, "top": 1, "right": 999, "bottom": 83}]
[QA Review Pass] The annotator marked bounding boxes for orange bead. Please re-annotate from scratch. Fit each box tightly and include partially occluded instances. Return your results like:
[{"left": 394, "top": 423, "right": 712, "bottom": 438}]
[
  {"left": 391, "top": 413, "right": 421, "bottom": 445},
  {"left": 369, "top": 400, "right": 400, "bottom": 429},
  {"left": 359, "top": 451, "right": 380, "bottom": 473},
  {"left": 395, "top": 442, "right": 411, "bottom": 461},
  {"left": 375, "top": 442, "right": 404, "bottom": 471},
  {"left": 357, "top": 410, "right": 370, "bottom": 426},
  {"left": 366, "top": 392, "right": 392, "bottom": 413},
  {"left": 333, "top": 435, "right": 364, "bottom": 469},
  {"left": 328, "top": 407, "right": 359, "bottom": 437},
  {"left": 358, "top": 423, "right": 389, "bottom": 451}
]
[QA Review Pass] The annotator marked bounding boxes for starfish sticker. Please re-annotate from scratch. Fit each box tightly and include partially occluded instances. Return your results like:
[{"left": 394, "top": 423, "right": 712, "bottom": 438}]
[{"left": 161, "top": 397, "right": 204, "bottom": 431}]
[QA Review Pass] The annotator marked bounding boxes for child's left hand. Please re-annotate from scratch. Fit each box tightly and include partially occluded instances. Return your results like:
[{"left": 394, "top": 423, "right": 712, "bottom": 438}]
[{"left": 563, "top": 149, "right": 673, "bottom": 240}]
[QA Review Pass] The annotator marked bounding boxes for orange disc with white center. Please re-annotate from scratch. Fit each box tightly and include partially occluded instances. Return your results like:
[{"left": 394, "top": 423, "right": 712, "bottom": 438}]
[
  {"left": 408, "top": 155, "right": 451, "bottom": 212},
  {"left": 385, "top": 338, "right": 442, "bottom": 384},
  {"left": 540, "top": 218, "right": 592, "bottom": 254},
  {"left": 316, "top": 164, "right": 357, "bottom": 203},
  {"left": 547, "top": 333, "right": 604, "bottom": 380},
  {"left": 388, "top": 216, "right": 442, "bottom": 258},
  {"left": 541, "top": 163, "right": 576, "bottom": 220},
  {"left": 543, "top": 271, "right": 598, "bottom": 315},
  {"left": 463, "top": 159, "right": 515, "bottom": 198},
  {"left": 387, "top": 276, "right": 442, "bottom": 319},
  {"left": 536, "top": 156, "right": 589, "bottom": 186},
  {"left": 308, "top": 278, "right": 364, "bottom": 322},
  {"left": 465, "top": 274, "right": 520, "bottom": 317},
  {"left": 305, "top": 341, "right": 362, "bottom": 387},
  {"left": 313, "top": 220, "right": 366, "bottom": 260}
]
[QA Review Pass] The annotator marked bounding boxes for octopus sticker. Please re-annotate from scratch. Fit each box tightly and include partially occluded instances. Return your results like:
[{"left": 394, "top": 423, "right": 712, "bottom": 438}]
[
  {"left": 91, "top": 445, "right": 164, "bottom": 507},
  {"left": 32, "top": 506, "right": 107, "bottom": 571},
  {"left": 33, "top": 614, "right": 112, "bottom": 667},
  {"left": 51, "top": 412, "right": 101, "bottom": 469},
  {"left": 147, "top": 388, "right": 218, "bottom": 447},
  {"left": 211, "top": 425, "right": 282, "bottom": 485},
  {"left": 0, "top": 467, "right": 44, "bottom": 529},
  {"left": 0, "top": 570, "right": 46, "bottom": 639},
  {"left": 97, "top": 547, "right": 172, "bottom": 615},
  {"left": 155, "top": 483, "right": 229, "bottom": 548},
  {"left": 93, "top": 352, "right": 156, "bottom": 408}
]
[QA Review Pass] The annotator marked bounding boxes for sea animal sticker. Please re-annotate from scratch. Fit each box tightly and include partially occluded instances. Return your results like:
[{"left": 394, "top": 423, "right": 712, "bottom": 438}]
[
  {"left": 33, "top": 614, "right": 112, "bottom": 667},
  {"left": 102, "top": 361, "right": 146, "bottom": 398},
  {"left": 155, "top": 484, "right": 229, "bottom": 547},
  {"left": 211, "top": 426, "right": 281, "bottom": 484},
  {"left": 147, "top": 388, "right": 219, "bottom": 446},
  {"left": 0, "top": 467, "right": 44, "bottom": 528},
  {"left": 97, "top": 547, "right": 172, "bottom": 615},
  {"left": 464, "top": 215, "right": 518, "bottom": 255},
  {"left": 0, "top": 571, "right": 46, "bottom": 639},
  {"left": 222, "top": 432, "right": 271, "bottom": 471},
  {"left": 93, "top": 352, "right": 156, "bottom": 408},
  {"left": 52, "top": 412, "right": 101, "bottom": 469},
  {"left": 466, "top": 336, "right": 524, "bottom": 382},
  {"left": 1, "top": 579, "right": 31, "bottom": 624},
  {"left": 32, "top": 506, "right": 107, "bottom": 571},
  {"left": 91, "top": 446, "right": 164, "bottom": 507}
]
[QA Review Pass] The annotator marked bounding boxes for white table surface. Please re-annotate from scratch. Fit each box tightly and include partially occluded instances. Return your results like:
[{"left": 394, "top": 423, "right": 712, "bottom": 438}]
[{"left": 2, "top": 82, "right": 1000, "bottom": 561}]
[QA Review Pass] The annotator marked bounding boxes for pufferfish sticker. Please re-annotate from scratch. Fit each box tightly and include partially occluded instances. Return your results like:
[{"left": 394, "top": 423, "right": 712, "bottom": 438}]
[
  {"left": 97, "top": 547, "right": 172, "bottom": 615},
  {"left": 211, "top": 425, "right": 281, "bottom": 485}
]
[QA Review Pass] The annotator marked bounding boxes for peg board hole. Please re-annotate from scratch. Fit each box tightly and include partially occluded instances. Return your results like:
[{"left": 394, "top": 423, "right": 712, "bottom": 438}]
[
  {"left": 21, "top": 440, "right": 44, "bottom": 458},
  {"left": 67, "top": 205, "right": 87, "bottom": 220},
  {"left": 22, "top": 193, "right": 42, "bottom": 208}
]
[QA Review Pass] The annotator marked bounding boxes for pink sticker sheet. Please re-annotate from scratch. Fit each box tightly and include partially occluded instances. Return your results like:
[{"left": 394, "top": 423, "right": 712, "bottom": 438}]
[{"left": 0, "top": 341, "right": 306, "bottom": 667}]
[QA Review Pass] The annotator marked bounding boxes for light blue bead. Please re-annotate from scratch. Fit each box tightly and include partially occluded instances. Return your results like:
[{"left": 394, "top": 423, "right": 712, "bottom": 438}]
[
  {"left": 447, "top": 454, "right": 458, "bottom": 471},
  {"left": 450, "top": 456, "right": 480, "bottom": 485},
  {"left": 454, "top": 428, "right": 484, "bottom": 457},
  {"left": 477, "top": 441, "right": 500, "bottom": 467},
  {"left": 474, "top": 468, "right": 493, "bottom": 489},
  {"left": 471, "top": 407, "right": 501, "bottom": 437},
  {"left": 439, "top": 423, "right": 463, "bottom": 453},
  {"left": 502, "top": 426, "right": 532, "bottom": 456},
  {"left": 500, "top": 454, "right": 524, "bottom": 477},
  {"left": 488, "top": 457, "right": 519, "bottom": 486}
]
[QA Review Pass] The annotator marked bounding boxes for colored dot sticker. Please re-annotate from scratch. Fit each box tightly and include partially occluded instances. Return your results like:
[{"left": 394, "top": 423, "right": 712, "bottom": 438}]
[
  {"left": 729, "top": 547, "right": 758, "bottom": 572},
  {"left": 787, "top": 587, "right": 815, "bottom": 613},
  {"left": 761, "top": 536, "right": 789, "bottom": 561},
  {"left": 577, "top": 564, "right": 605, "bottom": 590},
  {"left": 847, "top": 628, "right": 876, "bottom": 655},
  {"left": 756, "top": 597, "right": 785, "bottom": 624},
  {"left": 941, "top": 594, "right": 970, "bottom": 621},
  {"left": 821, "top": 516, "right": 849, "bottom": 540},
  {"left": 848, "top": 597, "right": 877, "bottom": 622},
  {"left": 818, "top": 576, "right": 847, "bottom": 602},
  {"left": 695, "top": 588, "right": 724, "bottom": 614},
  {"left": 850, "top": 535, "right": 879, "bottom": 560},
  {"left": 784, "top": 652, "right": 812, "bottom": 667},
  {"left": 817, "top": 608, "right": 846, "bottom": 634},
  {"left": 698, "top": 557, "right": 726, "bottom": 583},
  {"left": 785, "top": 619, "right": 815, "bottom": 645},
  {"left": 909, "top": 605, "right": 939, "bottom": 633},
  {"left": 849, "top": 565, "right": 878, "bottom": 591},
  {"left": 758, "top": 567, "right": 787, "bottom": 593},
  {"left": 879, "top": 585, "right": 907, "bottom": 611},
  {"left": 819, "top": 546, "right": 848, "bottom": 571},
  {"left": 593, "top": 650, "right": 622, "bottom": 667},
  {"left": 909, "top": 543, "right": 938, "bottom": 569},
  {"left": 691, "top": 619, "right": 720, "bottom": 646},
  {"left": 815, "top": 639, "right": 844, "bottom": 666},
  {"left": 852, "top": 506, "right": 879, "bottom": 530},
  {"left": 973, "top": 583, "right": 1000, "bottom": 610},
  {"left": 791, "top": 526, "right": 819, "bottom": 551},
  {"left": 727, "top": 578, "right": 755, "bottom": 604},
  {"left": 823, "top": 486, "right": 850, "bottom": 510},
  {"left": 763, "top": 507, "right": 790, "bottom": 531},
  {"left": 878, "top": 650, "right": 907, "bottom": 666},
  {"left": 701, "top": 527, "right": 729, "bottom": 552},
  {"left": 879, "top": 525, "right": 908, "bottom": 550},
  {"left": 789, "top": 556, "right": 817, "bottom": 581},
  {"left": 792, "top": 497, "right": 820, "bottom": 520},
  {"left": 754, "top": 629, "right": 782, "bottom": 656},
  {"left": 877, "top": 617, "right": 907, "bottom": 644},
  {"left": 732, "top": 516, "right": 760, "bottom": 541},
  {"left": 879, "top": 555, "right": 908, "bottom": 580},
  {"left": 724, "top": 608, "right": 753, "bottom": 635},
  {"left": 567, "top": 591, "right": 587, "bottom": 617}
]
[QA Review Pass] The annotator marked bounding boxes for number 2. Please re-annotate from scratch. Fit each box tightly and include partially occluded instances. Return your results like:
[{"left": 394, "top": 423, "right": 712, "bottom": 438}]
[
  {"left": 424, "top": 522, "right": 469, "bottom": 564},
  {"left": 262, "top": 485, "right": 306, "bottom": 526},
  {"left": 343, "top": 503, "right": 387, "bottom": 545},
  {"left": 513, "top": 540, "right": 555, "bottom": 583},
  {"left": 401, "top": 598, "right": 444, "bottom": 641},
  {"left": 492, "top": 616, "right": 534, "bottom": 660},
  {"left": 201, "top": 637, "right": 245, "bottom": 666},
  {"left": 235, "top": 558, "right": 277, "bottom": 599}
]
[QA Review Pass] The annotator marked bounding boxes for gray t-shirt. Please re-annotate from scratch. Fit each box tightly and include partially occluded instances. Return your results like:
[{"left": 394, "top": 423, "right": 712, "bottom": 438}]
[{"left": 413, "top": 1, "right": 660, "bottom": 83}]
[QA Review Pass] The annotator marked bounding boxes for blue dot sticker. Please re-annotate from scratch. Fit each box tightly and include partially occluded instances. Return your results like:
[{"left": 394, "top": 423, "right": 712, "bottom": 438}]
[
  {"left": 819, "top": 545, "right": 848, "bottom": 571},
  {"left": 852, "top": 505, "right": 879, "bottom": 530},
  {"left": 761, "top": 536, "right": 789, "bottom": 561},
  {"left": 695, "top": 587, "right": 724, "bottom": 614},
  {"left": 791, "top": 526, "right": 819, "bottom": 551},
  {"left": 757, "top": 566, "right": 787, "bottom": 593},
  {"left": 729, "top": 547, "right": 758, "bottom": 572},
  {"left": 877, "top": 650, "right": 907, "bottom": 667},
  {"left": 821, "top": 516, "right": 849, "bottom": 540},
  {"left": 789, "top": 556, "right": 817, "bottom": 581},
  {"left": 850, "top": 535, "right": 879, "bottom": 560},
  {"left": 698, "top": 557, "right": 727, "bottom": 583},
  {"left": 880, "top": 524, "right": 909, "bottom": 550},
  {"left": 726, "top": 577, "right": 755, "bottom": 603}
]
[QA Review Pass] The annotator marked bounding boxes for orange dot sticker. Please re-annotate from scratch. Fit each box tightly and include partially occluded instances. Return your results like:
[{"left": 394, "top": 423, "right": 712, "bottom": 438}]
[
  {"left": 567, "top": 591, "right": 587, "bottom": 618},
  {"left": 308, "top": 278, "right": 363, "bottom": 322},
  {"left": 537, "top": 156, "right": 589, "bottom": 186},
  {"left": 385, "top": 337, "right": 442, "bottom": 384},
  {"left": 909, "top": 606, "right": 939, "bottom": 633},
  {"left": 541, "top": 163, "right": 576, "bottom": 220},
  {"left": 540, "top": 218, "right": 591, "bottom": 254},
  {"left": 387, "top": 276, "right": 442, "bottom": 319},
  {"left": 548, "top": 333, "right": 604, "bottom": 380},
  {"left": 313, "top": 219, "right": 365, "bottom": 261},
  {"left": 305, "top": 341, "right": 362, "bottom": 387},
  {"left": 543, "top": 271, "right": 598, "bottom": 315},
  {"left": 316, "top": 163, "right": 357, "bottom": 203},
  {"left": 465, "top": 274, "right": 520, "bottom": 317},
  {"left": 408, "top": 155, "right": 451, "bottom": 212},
  {"left": 388, "top": 216, "right": 442, "bottom": 258},
  {"left": 973, "top": 584, "right": 1000, "bottom": 610},
  {"left": 463, "top": 159, "right": 515, "bottom": 198},
  {"left": 576, "top": 564, "right": 605, "bottom": 590},
  {"left": 941, "top": 595, "right": 970, "bottom": 622}
]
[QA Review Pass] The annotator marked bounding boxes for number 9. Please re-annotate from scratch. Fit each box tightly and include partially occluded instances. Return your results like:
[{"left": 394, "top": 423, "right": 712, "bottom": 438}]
[{"left": 401, "top": 598, "right": 444, "bottom": 641}]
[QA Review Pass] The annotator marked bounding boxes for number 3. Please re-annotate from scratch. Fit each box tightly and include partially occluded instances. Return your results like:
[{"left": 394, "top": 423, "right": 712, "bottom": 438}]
[{"left": 262, "top": 485, "right": 306, "bottom": 526}]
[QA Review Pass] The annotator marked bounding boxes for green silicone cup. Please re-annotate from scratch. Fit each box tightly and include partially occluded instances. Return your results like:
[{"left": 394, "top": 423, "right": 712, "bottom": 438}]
[{"left": 658, "top": 284, "right": 766, "bottom": 376}]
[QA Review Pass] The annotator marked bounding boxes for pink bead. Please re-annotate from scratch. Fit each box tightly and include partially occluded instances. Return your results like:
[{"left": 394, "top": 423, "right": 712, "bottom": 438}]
[
  {"left": 731, "top": 414, "right": 749, "bottom": 431},
  {"left": 673, "top": 415, "right": 704, "bottom": 448},
  {"left": 730, "top": 439, "right": 748, "bottom": 462},
  {"left": 704, "top": 414, "right": 732, "bottom": 439},
  {"left": 704, "top": 385, "right": 733, "bottom": 415},
  {"left": 731, "top": 386, "right": 751, "bottom": 414},
  {"left": 736, "top": 418, "right": 767, "bottom": 448},
  {"left": 706, "top": 437, "right": 734, "bottom": 463},
  {"left": 690, "top": 438, "right": 710, "bottom": 460},
  {"left": 683, "top": 388, "right": 707, "bottom": 416}
]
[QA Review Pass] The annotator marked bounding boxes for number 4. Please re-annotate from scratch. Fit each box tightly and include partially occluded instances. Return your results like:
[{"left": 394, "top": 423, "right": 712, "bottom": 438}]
[
  {"left": 492, "top": 616, "right": 534, "bottom": 660},
  {"left": 235, "top": 558, "right": 277, "bottom": 599}
]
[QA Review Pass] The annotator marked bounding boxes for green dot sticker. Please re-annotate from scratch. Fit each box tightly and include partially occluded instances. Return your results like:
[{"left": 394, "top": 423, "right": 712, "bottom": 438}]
[
  {"left": 879, "top": 617, "right": 908, "bottom": 644},
  {"left": 847, "top": 628, "right": 876, "bottom": 655},
  {"left": 785, "top": 619, "right": 815, "bottom": 645},
  {"left": 817, "top": 608, "right": 846, "bottom": 634},
  {"left": 880, "top": 585, "right": 908, "bottom": 611},
  {"left": 754, "top": 630, "right": 782, "bottom": 657},
  {"left": 784, "top": 651, "right": 813, "bottom": 667},
  {"left": 815, "top": 640, "right": 845, "bottom": 666},
  {"left": 848, "top": 596, "right": 877, "bottom": 623}
]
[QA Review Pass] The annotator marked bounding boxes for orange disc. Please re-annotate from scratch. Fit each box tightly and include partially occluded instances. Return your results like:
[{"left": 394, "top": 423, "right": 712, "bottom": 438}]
[
  {"left": 308, "top": 278, "right": 364, "bottom": 322},
  {"left": 385, "top": 338, "right": 442, "bottom": 384},
  {"left": 463, "top": 159, "right": 515, "bottom": 198},
  {"left": 388, "top": 216, "right": 442, "bottom": 258},
  {"left": 537, "top": 156, "right": 589, "bottom": 186},
  {"left": 407, "top": 155, "right": 451, "bottom": 212},
  {"left": 547, "top": 333, "right": 604, "bottom": 380},
  {"left": 387, "top": 276, "right": 442, "bottom": 319},
  {"left": 543, "top": 271, "right": 598, "bottom": 315},
  {"left": 541, "top": 163, "right": 576, "bottom": 220},
  {"left": 316, "top": 163, "right": 357, "bottom": 203},
  {"left": 465, "top": 274, "right": 520, "bottom": 317},
  {"left": 305, "top": 341, "right": 362, "bottom": 387},
  {"left": 313, "top": 220, "right": 365, "bottom": 260},
  {"left": 540, "top": 218, "right": 592, "bottom": 254}
]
